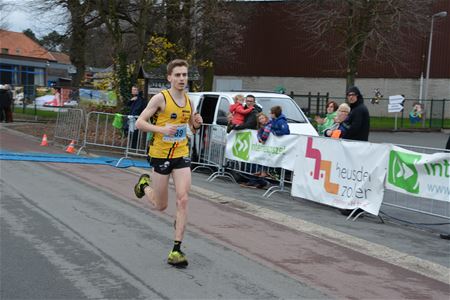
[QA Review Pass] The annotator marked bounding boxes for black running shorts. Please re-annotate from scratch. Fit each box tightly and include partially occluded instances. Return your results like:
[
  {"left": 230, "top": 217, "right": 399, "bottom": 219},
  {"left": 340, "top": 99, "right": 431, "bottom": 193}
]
[{"left": 149, "top": 157, "right": 191, "bottom": 175}]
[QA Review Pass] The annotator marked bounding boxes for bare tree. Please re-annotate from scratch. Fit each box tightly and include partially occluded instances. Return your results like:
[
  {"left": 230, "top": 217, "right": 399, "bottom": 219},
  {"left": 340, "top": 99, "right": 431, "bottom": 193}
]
[
  {"left": 288, "top": 0, "right": 434, "bottom": 89},
  {"left": 160, "top": 0, "right": 244, "bottom": 89},
  {"left": 28, "top": 0, "right": 100, "bottom": 87},
  {"left": 0, "top": 0, "right": 12, "bottom": 29}
]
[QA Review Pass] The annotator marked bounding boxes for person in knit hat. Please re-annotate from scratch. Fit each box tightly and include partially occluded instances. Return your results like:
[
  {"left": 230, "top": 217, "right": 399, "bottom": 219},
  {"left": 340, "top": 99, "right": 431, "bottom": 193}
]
[
  {"left": 341, "top": 86, "right": 370, "bottom": 141},
  {"left": 339, "top": 86, "right": 370, "bottom": 217}
]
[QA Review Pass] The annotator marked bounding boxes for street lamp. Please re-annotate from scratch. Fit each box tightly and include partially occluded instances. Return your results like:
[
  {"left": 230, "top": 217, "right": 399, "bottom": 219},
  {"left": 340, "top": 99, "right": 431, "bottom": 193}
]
[{"left": 423, "top": 11, "right": 447, "bottom": 102}]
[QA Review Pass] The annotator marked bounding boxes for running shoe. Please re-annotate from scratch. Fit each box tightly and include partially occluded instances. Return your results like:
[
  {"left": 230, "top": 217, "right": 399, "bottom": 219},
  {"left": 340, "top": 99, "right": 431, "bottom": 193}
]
[
  {"left": 167, "top": 250, "right": 188, "bottom": 267},
  {"left": 134, "top": 174, "right": 151, "bottom": 198}
]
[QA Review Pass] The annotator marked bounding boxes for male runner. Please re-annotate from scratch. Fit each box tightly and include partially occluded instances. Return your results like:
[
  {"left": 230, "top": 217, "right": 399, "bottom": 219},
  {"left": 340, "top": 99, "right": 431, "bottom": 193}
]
[{"left": 134, "top": 59, "right": 203, "bottom": 267}]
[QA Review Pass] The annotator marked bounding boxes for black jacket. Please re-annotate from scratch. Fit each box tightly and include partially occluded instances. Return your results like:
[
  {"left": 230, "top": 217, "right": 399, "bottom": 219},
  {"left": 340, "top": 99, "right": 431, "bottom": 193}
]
[
  {"left": 233, "top": 104, "right": 262, "bottom": 130},
  {"left": 0, "top": 89, "right": 13, "bottom": 108},
  {"left": 342, "top": 97, "right": 370, "bottom": 141},
  {"left": 128, "top": 92, "right": 146, "bottom": 116}
]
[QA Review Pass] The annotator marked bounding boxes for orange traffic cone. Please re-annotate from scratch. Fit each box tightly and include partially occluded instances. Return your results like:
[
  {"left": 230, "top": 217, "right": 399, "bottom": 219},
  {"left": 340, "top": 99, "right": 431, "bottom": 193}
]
[
  {"left": 65, "top": 140, "right": 76, "bottom": 153},
  {"left": 40, "top": 134, "right": 48, "bottom": 146}
]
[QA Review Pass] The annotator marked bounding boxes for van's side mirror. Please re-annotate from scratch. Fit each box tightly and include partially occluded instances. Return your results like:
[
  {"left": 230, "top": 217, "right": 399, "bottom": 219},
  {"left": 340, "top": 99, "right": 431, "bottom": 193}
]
[{"left": 216, "top": 116, "right": 229, "bottom": 126}]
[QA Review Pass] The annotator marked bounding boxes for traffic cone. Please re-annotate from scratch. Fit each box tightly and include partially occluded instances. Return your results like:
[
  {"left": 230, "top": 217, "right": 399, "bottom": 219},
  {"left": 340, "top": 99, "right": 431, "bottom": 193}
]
[
  {"left": 40, "top": 134, "right": 48, "bottom": 146},
  {"left": 65, "top": 140, "right": 76, "bottom": 153}
]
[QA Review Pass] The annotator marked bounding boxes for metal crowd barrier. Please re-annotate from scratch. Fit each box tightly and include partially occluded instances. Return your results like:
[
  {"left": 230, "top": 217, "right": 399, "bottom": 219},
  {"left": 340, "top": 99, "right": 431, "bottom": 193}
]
[
  {"left": 192, "top": 126, "right": 449, "bottom": 221},
  {"left": 382, "top": 144, "right": 449, "bottom": 220},
  {"left": 77, "top": 111, "right": 129, "bottom": 154},
  {"left": 191, "top": 124, "right": 235, "bottom": 183},
  {"left": 54, "top": 108, "right": 84, "bottom": 145},
  {"left": 55, "top": 111, "right": 448, "bottom": 221},
  {"left": 115, "top": 116, "right": 150, "bottom": 167},
  {"left": 191, "top": 124, "right": 289, "bottom": 192}
]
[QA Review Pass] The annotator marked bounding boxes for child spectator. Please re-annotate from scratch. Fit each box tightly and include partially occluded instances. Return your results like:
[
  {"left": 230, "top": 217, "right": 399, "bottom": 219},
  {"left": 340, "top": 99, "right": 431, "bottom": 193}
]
[
  {"left": 229, "top": 94, "right": 254, "bottom": 126},
  {"left": 324, "top": 103, "right": 351, "bottom": 138},
  {"left": 253, "top": 112, "right": 272, "bottom": 178},
  {"left": 257, "top": 112, "right": 272, "bottom": 144},
  {"left": 269, "top": 105, "right": 290, "bottom": 135},
  {"left": 315, "top": 100, "right": 339, "bottom": 135}
]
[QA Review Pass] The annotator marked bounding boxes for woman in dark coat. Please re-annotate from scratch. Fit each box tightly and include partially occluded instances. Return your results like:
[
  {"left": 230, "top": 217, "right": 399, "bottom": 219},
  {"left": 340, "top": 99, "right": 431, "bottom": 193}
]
[{"left": 0, "top": 84, "right": 13, "bottom": 123}]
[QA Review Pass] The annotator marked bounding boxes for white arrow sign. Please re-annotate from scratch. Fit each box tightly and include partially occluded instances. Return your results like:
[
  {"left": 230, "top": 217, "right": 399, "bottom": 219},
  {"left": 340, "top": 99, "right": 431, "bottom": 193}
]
[
  {"left": 388, "top": 103, "right": 404, "bottom": 113},
  {"left": 389, "top": 95, "right": 405, "bottom": 105}
]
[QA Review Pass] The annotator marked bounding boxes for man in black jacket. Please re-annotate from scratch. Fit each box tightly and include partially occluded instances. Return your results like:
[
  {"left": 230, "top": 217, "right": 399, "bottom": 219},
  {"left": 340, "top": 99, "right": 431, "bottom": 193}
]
[
  {"left": 126, "top": 85, "right": 147, "bottom": 149},
  {"left": 231, "top": 94, "right": 268, "bottom": 188},
  {"left": 340, "top": 86, "right": 370, "bottom": 217},
  {"left": 342, "top": 86, "right": 370, "bottom": 141},
  {"left": 233, "top": 95, "right": 262, "bottom": 130}
]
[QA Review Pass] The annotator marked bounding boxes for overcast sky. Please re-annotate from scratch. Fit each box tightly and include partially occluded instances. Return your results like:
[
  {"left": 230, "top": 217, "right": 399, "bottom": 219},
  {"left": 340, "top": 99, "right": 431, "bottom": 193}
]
[{"left": 3, "top": 0, "right": 65, "bottom": 37}]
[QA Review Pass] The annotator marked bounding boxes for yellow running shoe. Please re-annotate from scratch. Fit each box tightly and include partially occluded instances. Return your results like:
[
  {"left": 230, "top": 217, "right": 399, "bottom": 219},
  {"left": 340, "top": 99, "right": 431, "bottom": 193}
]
[
  {"left": 134, "top": 174, "right": 151, "bottom": 198},
  {"left": 167, "top": 250, "right": 188, "bottom": 267}
]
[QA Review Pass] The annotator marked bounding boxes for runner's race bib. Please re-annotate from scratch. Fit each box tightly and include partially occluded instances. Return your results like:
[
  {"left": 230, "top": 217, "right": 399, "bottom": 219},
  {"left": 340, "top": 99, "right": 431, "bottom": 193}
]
[{"left": 163, "top": 124, "right": 187, "bottom": 143}]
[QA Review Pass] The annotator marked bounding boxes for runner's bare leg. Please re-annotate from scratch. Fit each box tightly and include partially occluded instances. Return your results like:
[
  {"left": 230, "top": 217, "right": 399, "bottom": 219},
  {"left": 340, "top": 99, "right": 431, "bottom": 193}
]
[
  {"left": 143, "top": 170, "right": 169, "bottom": 211},
  {"left": 171, "top": 167, "right": 191, "bottom": 241}
]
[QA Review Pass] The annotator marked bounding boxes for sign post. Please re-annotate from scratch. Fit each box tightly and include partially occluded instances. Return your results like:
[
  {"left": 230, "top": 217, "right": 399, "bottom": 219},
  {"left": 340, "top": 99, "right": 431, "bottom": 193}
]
[{"left": 388, "top": 95, "right": 405, "bottom": 130}]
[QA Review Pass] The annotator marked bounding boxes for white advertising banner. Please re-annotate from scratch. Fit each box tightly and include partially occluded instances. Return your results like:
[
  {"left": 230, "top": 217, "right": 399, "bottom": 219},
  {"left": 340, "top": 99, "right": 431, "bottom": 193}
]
[
  {"left": 225, "top": 130, "right": 299, "bottom": 170},
  {"left": 291, "top": 136, "right": 389, "bottom": 215},
  {"left": 385, "top": 146, "right": 450, "bottom": 202}
]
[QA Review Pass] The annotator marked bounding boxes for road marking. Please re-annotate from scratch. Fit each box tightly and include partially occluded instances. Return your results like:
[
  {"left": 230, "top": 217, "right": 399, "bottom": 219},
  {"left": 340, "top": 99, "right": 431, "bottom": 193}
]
[{"left": 191, "top": 185, "right": 450, "bottom": 285}]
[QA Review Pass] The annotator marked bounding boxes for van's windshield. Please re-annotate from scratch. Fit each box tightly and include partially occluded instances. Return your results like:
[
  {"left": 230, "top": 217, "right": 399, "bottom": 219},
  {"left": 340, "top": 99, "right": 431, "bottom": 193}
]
[{"left": 256, "top": 97, "right": 307, "bottom": 123}]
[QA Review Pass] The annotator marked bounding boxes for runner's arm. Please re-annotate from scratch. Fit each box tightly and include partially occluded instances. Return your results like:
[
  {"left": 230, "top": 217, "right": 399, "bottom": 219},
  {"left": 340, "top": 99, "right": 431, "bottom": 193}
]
[
  {"left": 136, "top": 93, "right": 177, "bottom": 135},
  {"left": 189, "top": 99, "right": 203, "bottom": 133}
]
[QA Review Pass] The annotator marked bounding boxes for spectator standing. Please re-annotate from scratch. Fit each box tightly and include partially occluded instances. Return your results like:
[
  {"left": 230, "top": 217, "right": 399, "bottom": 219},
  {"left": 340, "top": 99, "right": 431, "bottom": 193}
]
[
  {"left": 229, "top": 94, "right": 254, "bottom": 126},
  {"left": 315, "top": 101, "right": 339, "bottom": 135},
  {"left": 0, "top": 84, "right": 13, "bottom": 123},
  {"left": 233, "top": 95, "right": 262, "bottom": 130},
  {"left": 264, "top": 105, "right": 291, "bottom": 180},
  {"left": 339, "top": 86, "right": 370, "bottom": 216},
  {"left": 233, "top": 95, "right": 267, "bottom": 188},
  {"left": 269, "top": 105, "right": 290, "bottom": 136},
  {"left": 127, "top": 85, "right": 147, "bottom": 149},
  {"left": 341, "top": 86, "right": 370, "bottom": 141}
]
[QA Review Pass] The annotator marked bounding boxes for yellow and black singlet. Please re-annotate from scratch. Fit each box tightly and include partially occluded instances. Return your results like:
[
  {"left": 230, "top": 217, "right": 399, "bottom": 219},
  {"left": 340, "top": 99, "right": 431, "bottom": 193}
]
[{"left": 149, "top": 90, "right": 192, "bottom": 159}]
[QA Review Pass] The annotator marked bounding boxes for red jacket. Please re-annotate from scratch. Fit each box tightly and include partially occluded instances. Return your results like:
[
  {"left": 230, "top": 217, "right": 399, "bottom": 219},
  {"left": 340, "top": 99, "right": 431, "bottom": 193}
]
[{"left": 229, "top": 103, "right": 254, "bottom": 125}]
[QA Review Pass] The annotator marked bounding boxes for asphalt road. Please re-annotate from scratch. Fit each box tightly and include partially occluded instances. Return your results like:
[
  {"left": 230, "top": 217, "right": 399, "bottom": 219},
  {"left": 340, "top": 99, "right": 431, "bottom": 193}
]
[
  {"left": 369, "top": 130, "right": 449, "bottom": 149},
  {"left": 1, "top": 126, "right": 449, "bottom": 299}
]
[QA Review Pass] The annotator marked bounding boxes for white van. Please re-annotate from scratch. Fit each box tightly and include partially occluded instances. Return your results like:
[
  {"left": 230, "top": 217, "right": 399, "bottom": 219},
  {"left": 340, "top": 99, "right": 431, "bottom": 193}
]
[
  {"left": 188, "top": 91, "right": 318, "bottom": 135},
  {"left": 188, "top": 91, "right": 317, "bottom": 165}
]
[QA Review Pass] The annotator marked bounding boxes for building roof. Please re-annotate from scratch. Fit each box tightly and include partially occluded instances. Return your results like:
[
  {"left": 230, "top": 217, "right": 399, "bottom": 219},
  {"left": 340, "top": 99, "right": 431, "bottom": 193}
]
[
  {"left": 49, "top": 51, "right": 71, "bottom": 65},
  {"left": 0, "top": 29, "right": 55, "bottom": 61}
]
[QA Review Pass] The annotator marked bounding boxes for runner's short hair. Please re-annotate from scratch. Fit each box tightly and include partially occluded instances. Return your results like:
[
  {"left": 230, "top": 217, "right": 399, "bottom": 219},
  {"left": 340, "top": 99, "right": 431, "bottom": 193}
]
[{"left": 167, "top": 59, "right": 189, "bottom": 75}]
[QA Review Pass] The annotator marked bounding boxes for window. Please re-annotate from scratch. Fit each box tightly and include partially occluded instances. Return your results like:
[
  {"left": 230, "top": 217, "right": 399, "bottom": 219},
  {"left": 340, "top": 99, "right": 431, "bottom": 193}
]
[
  {"left": 34, "top": 68, "right": 45, "bottom": 86},
  {"left": 216, "top": 97, "right": 230, "bottom": 125},
  {"left": 257, "top": 97, "right": 307, "bottom": 123},
  {"left": 217, "top": 97, "right": 230, "bottom": 119},
  {"left": 1, "top": 48, "right": 9, "bottom": 54}
]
